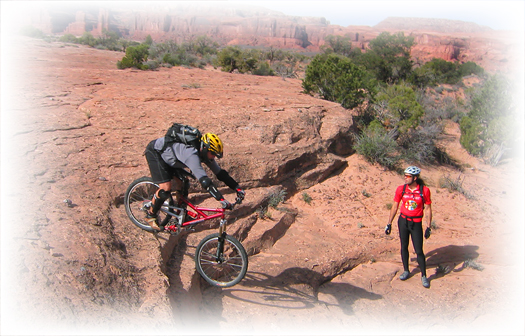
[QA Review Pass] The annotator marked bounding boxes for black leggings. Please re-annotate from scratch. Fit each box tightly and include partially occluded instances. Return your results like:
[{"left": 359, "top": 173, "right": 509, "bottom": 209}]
[{"left": 398, "top": 216, "right": 427, "bottom": 277}]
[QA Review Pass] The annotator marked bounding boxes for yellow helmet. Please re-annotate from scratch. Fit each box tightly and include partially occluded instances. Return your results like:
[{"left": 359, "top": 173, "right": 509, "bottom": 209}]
[{"left": 201, "top": 133, "right": 223, "bottom": 158}]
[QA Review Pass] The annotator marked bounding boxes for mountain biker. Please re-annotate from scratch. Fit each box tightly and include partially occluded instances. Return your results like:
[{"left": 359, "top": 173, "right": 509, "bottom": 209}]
[
  {"left": 385, "top": 166, "right": 432, "bottom": 288},
  {"left": 143, "top": 131, "right": 245, "bottom": 231}
]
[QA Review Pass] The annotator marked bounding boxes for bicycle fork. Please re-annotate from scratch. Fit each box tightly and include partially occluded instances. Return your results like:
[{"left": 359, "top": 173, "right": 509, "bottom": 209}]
[{"left": 216, "top": 218, "right": 227, "bottom": 263}]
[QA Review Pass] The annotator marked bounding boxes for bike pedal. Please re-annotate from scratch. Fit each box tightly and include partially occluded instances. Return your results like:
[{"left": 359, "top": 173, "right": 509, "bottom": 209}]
[{"left": 142, "top": 202, "right": 153, "bottom": 211}]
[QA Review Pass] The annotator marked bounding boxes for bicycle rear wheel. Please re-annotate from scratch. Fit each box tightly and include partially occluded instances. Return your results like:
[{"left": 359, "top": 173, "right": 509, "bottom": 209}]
[
  {"left": 195, "top": 233, "right": 248, "bottom": 287},
  {"left": 124, "top": 176, "right": 172, "bottom": 232}
]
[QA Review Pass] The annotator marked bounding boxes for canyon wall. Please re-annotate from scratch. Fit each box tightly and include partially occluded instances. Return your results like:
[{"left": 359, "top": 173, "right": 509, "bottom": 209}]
[{"left": 21, "top": 3, "right": 519, "bottom": 73}]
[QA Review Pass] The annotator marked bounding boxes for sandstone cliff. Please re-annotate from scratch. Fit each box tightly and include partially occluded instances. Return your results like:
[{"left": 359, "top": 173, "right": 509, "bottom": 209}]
[{"left": 21, "top": 3, "right": 518, "bottom": 73}]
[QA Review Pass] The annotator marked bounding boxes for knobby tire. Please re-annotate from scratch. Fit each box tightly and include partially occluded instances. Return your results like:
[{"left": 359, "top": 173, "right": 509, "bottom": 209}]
[
  {"left": 124, "top": 176, "right": 173, "bottom": 232},
  {"left": 195, "top": 233, "right": 248, "bottom": 287}
]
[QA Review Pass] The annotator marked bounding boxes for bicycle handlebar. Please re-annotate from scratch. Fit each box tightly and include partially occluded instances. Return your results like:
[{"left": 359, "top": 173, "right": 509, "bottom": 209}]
[{"left": 223, "top": 197, "right": 243, "bottom": 210}]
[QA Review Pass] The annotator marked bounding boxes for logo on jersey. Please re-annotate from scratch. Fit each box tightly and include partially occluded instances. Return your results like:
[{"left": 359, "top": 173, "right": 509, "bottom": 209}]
[{"left": 405, "top": 200, "right": 418, "bottom": 211}]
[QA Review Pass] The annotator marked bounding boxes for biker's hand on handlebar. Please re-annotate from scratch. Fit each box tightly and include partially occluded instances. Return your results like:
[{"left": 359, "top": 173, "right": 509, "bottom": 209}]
[
  {"left": 220, "top": 199, "right": 233, "bottom": 210},
  {"left": 236, "top": 188, "right": 246, "bottom": 201}
]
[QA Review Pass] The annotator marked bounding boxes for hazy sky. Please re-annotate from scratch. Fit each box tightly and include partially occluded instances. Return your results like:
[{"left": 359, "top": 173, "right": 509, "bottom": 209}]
[{"left": 241, "top": 0, "right": 525, "bottom": 31}]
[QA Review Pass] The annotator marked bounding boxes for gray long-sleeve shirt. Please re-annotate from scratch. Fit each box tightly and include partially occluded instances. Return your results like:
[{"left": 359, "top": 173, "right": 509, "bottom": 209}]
[{"left": 153, "top": 137, "right": 221, "bottom": 181}]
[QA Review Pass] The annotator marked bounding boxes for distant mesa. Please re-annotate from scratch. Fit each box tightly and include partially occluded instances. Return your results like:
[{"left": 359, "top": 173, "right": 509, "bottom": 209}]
[{"left": 375, "top": 17, "right": 493, "bottom": 34}]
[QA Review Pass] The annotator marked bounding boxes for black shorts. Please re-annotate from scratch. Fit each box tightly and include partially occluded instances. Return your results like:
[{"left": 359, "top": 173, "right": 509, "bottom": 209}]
[{"left": 144, "top": 140, "right": 174, "bottom": 184}]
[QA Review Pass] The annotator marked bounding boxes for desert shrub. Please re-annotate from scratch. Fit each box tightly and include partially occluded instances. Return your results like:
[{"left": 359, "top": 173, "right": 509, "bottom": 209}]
[
  {"left": 216, "top": 46, "right": 258, "bottom": 73},
  {"left": 59, "top": 34, "right": 78, "bottom": 43},
  {"left": 439, "top": 174, "right": 473, "bottom": 199},
  {"left": 302, "top": 53, "right": 375, "bottom": 109},
  {"left": 301, "top": 192, "right": 312, "bottom": 204},
  {"left": 360, "top": 84, "right": 459, "bottom": 166},
  {"left": 117, "top": 44, "right": 149, "bottom": 70},
  {"left": 458, "top": 61, "right": 485, "bottom": 78},
  {"left": 411, "top": 62, "right": 484, "bottom": 89},
  {"left": 268, "top": 190, "right": 287, "bottom": 208},
  {"left": 358, "top": 32, "right": 414, "bottom": 84},
  {"left": 460, "top": 74, "right": 517, "bottom": 164},
  {"left": 144, "top": 60, "right": 160, "bottom": 70},
  {"left": 411, "top": 58, "right": 485, "bottom": 87},
  {"left": 361, "top": 189, "right": 372, "bottom": 197},
  {"left": 321, "top": 34, "right": 360, "bottom": 57},
  {"left": 144, "top": 34, "right": 153, "bottom": 46},
  {"left": 191, "top": 36, "right": 220, "bottom": 56},
  {"left": 96, "top": 29, "right": 122, "bottom": 51},
  {"left": 252, "top": 62, "right": 275, "bottom": 76},
  {"left": 420, "top": 93, "right": 467, "bottom": 123},
  {"left": 463, "top": 259, "right": 484, "bottom": 271},
  {"left": 354, "top": 121, "right": 400, "bottom": 169},
  {"left": 257, "top": 206, "right": 272, "bottom": 220},
  {"left": 144, "top": 37, "right": 218, "bottom": 69},
  {"left": 20, "top": 26, "right": 45, "bottom": 39},
  {"left": 424, "top": 58, "right": 461, "bottom": 84},
  {"left": 77, "top": 32, "right": 97, "bottom": 47},
  {"left": 374, "top": 83, "right": 424, "bottom": 134},
  {"left": 181, "top": 83, "right": 201, "bottom": 89},
  {"left": 398, "top": 122, "right": 442, "bottom": 164}
]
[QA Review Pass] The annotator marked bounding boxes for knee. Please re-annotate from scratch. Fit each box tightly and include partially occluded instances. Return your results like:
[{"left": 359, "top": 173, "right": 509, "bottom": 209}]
[{"left": 156, "top": 189, "right": 171, "bottom": 201}]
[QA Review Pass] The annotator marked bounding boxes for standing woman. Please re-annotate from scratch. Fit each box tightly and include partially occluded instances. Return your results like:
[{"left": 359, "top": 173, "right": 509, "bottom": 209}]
[{"left": 385, "top": 166, "right": 432, "bottom": 288}]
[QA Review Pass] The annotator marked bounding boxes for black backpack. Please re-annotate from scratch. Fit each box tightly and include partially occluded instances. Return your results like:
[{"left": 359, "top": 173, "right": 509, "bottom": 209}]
[{"left": 161, "top": 123, "right": 202, "bottom": 152}]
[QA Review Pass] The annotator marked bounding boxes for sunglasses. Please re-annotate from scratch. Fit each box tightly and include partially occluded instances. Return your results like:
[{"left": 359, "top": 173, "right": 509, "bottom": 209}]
[{"left": 404, "top": 174, "right": 414, "bottom": 178}]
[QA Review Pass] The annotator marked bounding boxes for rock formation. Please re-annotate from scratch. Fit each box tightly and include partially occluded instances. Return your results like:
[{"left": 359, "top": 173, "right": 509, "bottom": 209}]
[{"left": 19, "top": 2, "right": 518, "bottom": 73}]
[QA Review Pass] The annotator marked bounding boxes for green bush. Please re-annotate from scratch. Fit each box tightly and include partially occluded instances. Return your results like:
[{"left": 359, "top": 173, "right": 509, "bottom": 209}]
[
  {"left": 460, "top": 74, "right": 516, "bottom": 164},
  {"left": 302, "top": 53, "right": 375, "bottom": 109},
  {"left": 354, "top": 122, "right": 400, "bottom": 169},
  {"left": 458, "top": 61, "right": 485, "bottom": 77},
  {"left": 358, "top": 32, "right": 414, "bottom": 83},
  {"left": 117, "top": 44, "right": 149, "bottom": 70},
  {"left": 216, "top": 46, "right": 258, "bottom": 73},
  {"left": 268, "top": 190, "right": 287, "bottom": 208},
  {"left": 59, "top": 34, "right": 78, "bottom": 43},
  {"left": 302, "top": 192, "right": 312, "bottom": 204},
  {"left": 411, "top": 59, "right": 485, "bottom": 87},
  {"left": 398, "top": 124, "right": 441, "bottom": 164},
  {"left": 252, "top": 62, "right": 275, "bottom": 76},
  {"left": 321, "top": 34, "right": 360, "bottom": 58},
  {"left": 20, "top": 26, "right": 45, "bottom": 39},
  {"left": 375, "top": 83, "right": 424, "bottom": 133},
  {"left": 77, "top": 32, "right": 97, "bottom": 47}
]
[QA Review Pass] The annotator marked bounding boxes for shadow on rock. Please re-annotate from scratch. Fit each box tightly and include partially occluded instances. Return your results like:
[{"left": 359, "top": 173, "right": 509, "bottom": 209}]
[
  {"left": 319, "top": 282, "right": 382, "bottom": 316},
  {"left": 425, "top": 244, "right": 481, "bottom": 281},
  {"left": 426, "top": 244, "right": 480, "bottom": 265},
  {"left": 220, "top": 267, "right": 382, "bottom": 315}
]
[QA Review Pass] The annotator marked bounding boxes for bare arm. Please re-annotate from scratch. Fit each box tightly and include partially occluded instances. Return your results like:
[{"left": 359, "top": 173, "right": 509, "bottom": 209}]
[
  {"left": 424, "top": 203, "right": 432, "bottom": 229},
  {"left": 387, "top": 201, "right": 400, "bottom": 224}
]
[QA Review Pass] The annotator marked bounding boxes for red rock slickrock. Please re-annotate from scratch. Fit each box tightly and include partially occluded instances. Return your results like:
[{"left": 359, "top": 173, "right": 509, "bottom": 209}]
[{"left": 1, "top": 12, "right": 523, "bottom": 336}]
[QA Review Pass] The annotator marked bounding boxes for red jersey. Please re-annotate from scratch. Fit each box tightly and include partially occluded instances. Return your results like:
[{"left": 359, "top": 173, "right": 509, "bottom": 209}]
[{"left": 394, "top": 184, "right": 431, "bottom": 222}]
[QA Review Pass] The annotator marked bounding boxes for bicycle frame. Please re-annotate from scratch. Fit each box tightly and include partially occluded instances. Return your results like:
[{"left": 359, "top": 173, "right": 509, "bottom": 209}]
[
  {"left": 161, "top": 194, "right": 227, "bottom": 234},
  {"left": 125, "top": 175, "right": 248, "bottom": 286}
]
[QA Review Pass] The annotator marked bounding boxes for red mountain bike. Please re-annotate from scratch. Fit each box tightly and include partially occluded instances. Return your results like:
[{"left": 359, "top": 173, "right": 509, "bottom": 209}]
[{"left": 123, "top": 169, "right": 248, "bottom": 287}]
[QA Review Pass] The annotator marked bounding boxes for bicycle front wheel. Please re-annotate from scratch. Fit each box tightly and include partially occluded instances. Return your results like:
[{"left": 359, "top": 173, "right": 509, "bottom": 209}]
[
  {"left": 195, "top": 233, "right": 248, "bottom": 287},
  {"left": 124, "top": 176, "right": 172, "bottom": 232}
]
